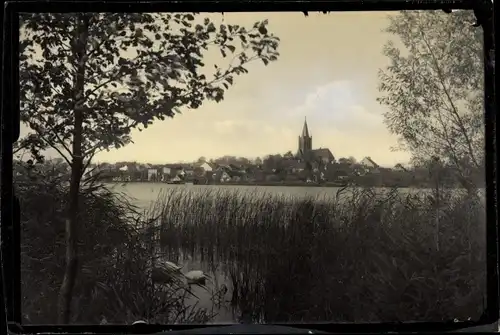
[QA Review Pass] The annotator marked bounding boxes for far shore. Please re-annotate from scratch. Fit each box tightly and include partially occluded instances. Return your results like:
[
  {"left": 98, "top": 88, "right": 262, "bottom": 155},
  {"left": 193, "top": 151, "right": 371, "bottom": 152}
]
[{"left": 104, "top": 180, "right": 476, "bottom": 190}]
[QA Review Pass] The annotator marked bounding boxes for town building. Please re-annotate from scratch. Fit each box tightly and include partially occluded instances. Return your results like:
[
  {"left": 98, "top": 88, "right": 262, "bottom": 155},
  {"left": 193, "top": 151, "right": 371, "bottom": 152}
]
[
  {"left": 360, "top": 157, "right": 379, "bottom": 169},
  {"left": 295, "top": 117, "right": 335, "bottom": 164}
]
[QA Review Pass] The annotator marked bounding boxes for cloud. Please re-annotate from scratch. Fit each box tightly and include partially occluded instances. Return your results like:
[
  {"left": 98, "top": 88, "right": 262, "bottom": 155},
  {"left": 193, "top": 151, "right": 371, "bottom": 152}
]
[{"left": 286, "top": 80, "right": 384, "bottom": 133}]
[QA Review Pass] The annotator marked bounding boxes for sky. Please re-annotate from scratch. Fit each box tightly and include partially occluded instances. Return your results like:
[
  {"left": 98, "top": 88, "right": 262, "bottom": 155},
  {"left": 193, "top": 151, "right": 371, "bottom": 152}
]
[{"left": 20, "top": 11, "right": 415, "bottom": 167}]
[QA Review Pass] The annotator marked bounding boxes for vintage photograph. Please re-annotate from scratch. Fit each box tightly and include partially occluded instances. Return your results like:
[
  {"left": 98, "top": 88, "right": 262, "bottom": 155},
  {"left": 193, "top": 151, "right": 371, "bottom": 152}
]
[{"left": 17, "top": 11, "right": 486, "bottom": 325}]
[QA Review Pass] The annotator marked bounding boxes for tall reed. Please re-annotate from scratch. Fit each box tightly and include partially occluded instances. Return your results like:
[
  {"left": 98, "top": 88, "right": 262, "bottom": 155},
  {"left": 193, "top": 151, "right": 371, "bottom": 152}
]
[
  {"left": 154, "top": 186, "right": 486, "bottom": 323},
  {"left": 18, "top": 162, "right": 212, "bottom": 324}
]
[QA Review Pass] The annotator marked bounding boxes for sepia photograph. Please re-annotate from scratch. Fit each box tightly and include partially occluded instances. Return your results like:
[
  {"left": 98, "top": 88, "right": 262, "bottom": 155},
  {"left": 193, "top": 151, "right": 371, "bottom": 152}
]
[{"left": 16, "top": 9, "right": 487, "bottom": 326}]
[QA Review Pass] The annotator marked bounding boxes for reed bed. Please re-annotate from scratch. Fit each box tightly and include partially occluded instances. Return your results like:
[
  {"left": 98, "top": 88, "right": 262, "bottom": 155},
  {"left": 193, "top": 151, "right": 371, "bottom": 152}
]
[
  {"left": 17, "top": 160, "right": 487, "bottom": 324},
  {"left": 154, "top": 187, "right": 486, "bottom": 323},
  {"left": 18, "top": 164, "right": 213, "bottom": 325}
]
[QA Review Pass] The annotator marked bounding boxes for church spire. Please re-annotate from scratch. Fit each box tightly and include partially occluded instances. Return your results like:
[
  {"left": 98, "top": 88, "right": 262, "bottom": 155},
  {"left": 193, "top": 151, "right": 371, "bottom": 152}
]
[
  {"left": 298, "top": 116, "right": 312, "bottom": 157},
  {"left": 302, "top": 116, "right": 310, "bottom": 138}
]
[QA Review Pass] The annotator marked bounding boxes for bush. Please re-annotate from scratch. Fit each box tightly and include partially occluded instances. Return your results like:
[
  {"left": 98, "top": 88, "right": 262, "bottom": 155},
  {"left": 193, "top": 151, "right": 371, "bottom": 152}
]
[
  {"left": 17, "top": 160, "right": 486, "bottom": 324},
  {"left": 18, "top": 161, "right": 212, "bottom": 324},
  {"left": 154, "top": 186, "right": 486, "bottom": 323}
]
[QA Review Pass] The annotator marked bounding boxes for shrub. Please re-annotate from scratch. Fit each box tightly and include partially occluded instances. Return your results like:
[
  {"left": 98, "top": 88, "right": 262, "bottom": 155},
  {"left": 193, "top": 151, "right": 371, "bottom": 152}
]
[{"left": 18, "top": 161, "right": 212, "bottom": 324}]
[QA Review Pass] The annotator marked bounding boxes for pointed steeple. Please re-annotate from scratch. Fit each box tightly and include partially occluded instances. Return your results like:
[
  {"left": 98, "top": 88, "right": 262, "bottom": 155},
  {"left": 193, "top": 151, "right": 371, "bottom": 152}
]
[
  {"left": 302, "top": 117, "right": 310, "bottom": 138},
  {"left": 298, "top": 116, "right": 312, "bottom": 157}
]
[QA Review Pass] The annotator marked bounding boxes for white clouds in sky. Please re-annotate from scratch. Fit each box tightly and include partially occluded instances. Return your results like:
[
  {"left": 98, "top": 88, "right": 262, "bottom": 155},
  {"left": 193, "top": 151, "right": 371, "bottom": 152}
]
[
  {"left": 20, "top": 12, "right": 414, "bottom": 166},
  {"left": 287, "top": 80, "right": 383, "bottom": 131}
]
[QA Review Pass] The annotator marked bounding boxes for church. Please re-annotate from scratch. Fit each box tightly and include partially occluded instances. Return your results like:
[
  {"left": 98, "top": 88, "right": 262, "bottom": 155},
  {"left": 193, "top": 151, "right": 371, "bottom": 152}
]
[{"left": 296, "top": 118, "right": 335, "bottom": 164}]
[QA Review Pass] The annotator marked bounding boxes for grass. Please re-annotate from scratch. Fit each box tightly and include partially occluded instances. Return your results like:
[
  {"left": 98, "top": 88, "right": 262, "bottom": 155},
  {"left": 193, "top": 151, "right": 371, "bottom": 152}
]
[
  {"left": 153, "top": 186, "right": 486, "bottom": 323},
  {"left": 17, "top": 160, "right": 487, "bottom": 324},
  {"left": 18, "top": 162, "right": 213, "bottom": 324}
]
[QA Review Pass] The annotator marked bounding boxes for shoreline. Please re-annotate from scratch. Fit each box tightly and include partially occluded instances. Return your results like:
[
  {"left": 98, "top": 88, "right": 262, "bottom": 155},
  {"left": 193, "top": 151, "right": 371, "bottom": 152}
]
[{"left": 105, "top": 181, "right": 472, "bottom": 190}]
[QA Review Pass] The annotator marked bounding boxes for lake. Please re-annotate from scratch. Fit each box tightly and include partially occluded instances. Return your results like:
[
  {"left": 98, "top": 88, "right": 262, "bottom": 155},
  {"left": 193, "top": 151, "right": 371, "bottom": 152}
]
[
  {"left": 107, "top": 183, "right": 388, "bottom": 323},
  {"left": 106, "top": 182, "right": 429, "bottom": 210},
  {"left": 105, "top": 182, "right": 485, "bottom": 324}
]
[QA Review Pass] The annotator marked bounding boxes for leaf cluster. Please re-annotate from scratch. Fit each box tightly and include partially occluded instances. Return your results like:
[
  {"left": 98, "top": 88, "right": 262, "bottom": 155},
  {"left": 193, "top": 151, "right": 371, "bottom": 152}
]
[
  {"left": 20, "top": 13, "right": 280, "bottom": 164},
  {"left": 377, "top": 11, "right": 483, "bottom": 180}
]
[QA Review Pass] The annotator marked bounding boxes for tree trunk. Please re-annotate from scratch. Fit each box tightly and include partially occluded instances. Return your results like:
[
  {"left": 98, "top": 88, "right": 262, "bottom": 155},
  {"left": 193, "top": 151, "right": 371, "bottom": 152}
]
[{"left": 57, "top": 14, "right": 90, "bottom": 324}]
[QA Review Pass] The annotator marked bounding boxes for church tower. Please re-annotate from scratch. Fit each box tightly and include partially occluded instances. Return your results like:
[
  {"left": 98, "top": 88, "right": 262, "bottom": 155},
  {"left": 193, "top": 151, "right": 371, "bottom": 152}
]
[{"left": 297, "top": 117, "right": 312, "bottom": 158}]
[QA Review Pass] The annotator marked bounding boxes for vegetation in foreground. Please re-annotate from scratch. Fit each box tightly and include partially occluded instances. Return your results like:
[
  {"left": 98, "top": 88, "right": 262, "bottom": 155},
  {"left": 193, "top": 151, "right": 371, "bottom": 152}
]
[
  {"left": 19, "top": 162, "right": 213, "bottom": 324},
  {"left": 16, "top": 9, "right": 487, "bottom": 324},
  {"left": 156, "top": 187, "right": 486, "bottom": 323},
  {"left": 19, "top": 161, "right": 486, "bottom": 324}
]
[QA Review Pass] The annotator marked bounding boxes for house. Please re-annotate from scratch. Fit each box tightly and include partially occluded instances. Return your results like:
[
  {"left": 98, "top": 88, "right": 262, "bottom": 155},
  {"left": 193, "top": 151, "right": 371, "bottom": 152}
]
[
  {"left": 360, "top": 157, "right": 379, "bottom": 169},
  {"left": 175, "top": 167, "right": 186, "bottom": 177},
  {"left": 352, "top": 166, "right": 366, "bottom": 176},
  {"left": 394, "top": 163, "right": 408, "bottom": 172},
  {"left": 214, "top": 170, "right": 231, "bottom": 183},
  {"left": 162, "top": 166, "right": 171, "bottom": 175},
  {"left": 147, "top": 168, "right": 158, "bottom": 181},
  {"left": 311, "top": 148, "right": 335, "bottom": 164},
  {"left": 198, "top": 162, "right": 215, "bottom": 172},
  {"left": 217, "top": 164, "right": 232, "bottom": 171},
  {"left": 170, "top": 175, "right": 182, "bottom": 183},
  {"left": 153, "top": 166, "right": 171, "bottom": 182}
]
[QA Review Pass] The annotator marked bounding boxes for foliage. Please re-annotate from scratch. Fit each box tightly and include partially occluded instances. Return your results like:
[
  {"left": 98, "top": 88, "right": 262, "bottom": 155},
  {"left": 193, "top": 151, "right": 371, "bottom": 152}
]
[
  {"left": 154, "top": 187, "right": 486, "bottom": 323},
  {"left": 377, "top": 10, "right": 484, "bottom": 189},
  {"left": 19, "top": 12, "right": 280, "bottom": 322},
  {"left": 18, "top": 160, "right": 486, "bottom": 324},
  {"left": 19, "top": 13, "right": 280, "bottom": 162},
  {"left": 17, "top": 163, "right": 213, "bottom": 324}
]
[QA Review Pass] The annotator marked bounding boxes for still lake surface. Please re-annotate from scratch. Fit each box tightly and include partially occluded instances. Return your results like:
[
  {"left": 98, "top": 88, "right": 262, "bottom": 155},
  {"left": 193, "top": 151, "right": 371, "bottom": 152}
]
[
  {"left": 106, "top": 182, "right": 421, "bottom": 210},
  {"left": 105, "top": 182, "right": 482, "bottom": 324}
]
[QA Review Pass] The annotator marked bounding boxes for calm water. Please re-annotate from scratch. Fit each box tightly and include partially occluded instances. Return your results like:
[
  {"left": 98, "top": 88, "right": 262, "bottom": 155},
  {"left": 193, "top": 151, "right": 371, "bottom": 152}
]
[
  {"left": 108, "top": 183, "right": 381, "bottom": 323},
  {"left": 105, "top": 183, "right": 484, "bottom": 324},
  {"left": 106, "top": 182, "right": 421, "bottom": 210}
]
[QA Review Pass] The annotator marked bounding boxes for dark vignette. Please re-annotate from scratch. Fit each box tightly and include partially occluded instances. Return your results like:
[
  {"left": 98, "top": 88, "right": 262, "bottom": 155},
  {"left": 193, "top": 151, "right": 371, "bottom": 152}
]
[
  {"left": 1, "top": 0, "right": 496, "bottom": 334},
  {"left": 2, "top": 0, "right": 22, "bottom": 328}
]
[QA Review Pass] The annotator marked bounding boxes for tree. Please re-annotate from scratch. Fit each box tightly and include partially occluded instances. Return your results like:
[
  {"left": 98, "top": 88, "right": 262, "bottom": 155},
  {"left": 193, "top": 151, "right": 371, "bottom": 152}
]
[
  {"left": 236, "top": 156, "right": 251, "bottom": 165},
  {"left": 377, "top": 11, "right": 483, "bottom": 191},
  {"left": 193, "top": 166, "right": 205, "bottom": 177},
  {"left": 20, "top": 13, "right": 280, "bottom": 323},
  {"left": 283, "top": 151, "right": 294, "bottom": 160},
  {"left": 338, "top": 157, "right": 353, "bottom": 165},
  {"left": 263, "top": 154, "right": 283, "bottom": 171}
]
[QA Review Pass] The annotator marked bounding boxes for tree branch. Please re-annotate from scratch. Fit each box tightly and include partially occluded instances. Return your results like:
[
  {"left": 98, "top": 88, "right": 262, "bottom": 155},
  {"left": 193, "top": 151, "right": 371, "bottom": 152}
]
[
  {"left": 26, "top": 96, "right": 74, "bottom": 161},
  {"left": 418, "top": 26, "right": 480, "bottom": 169}
]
